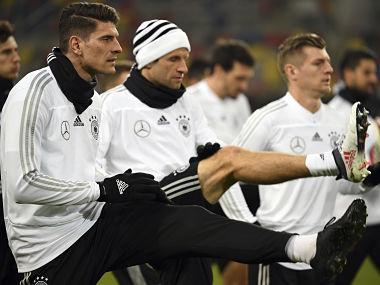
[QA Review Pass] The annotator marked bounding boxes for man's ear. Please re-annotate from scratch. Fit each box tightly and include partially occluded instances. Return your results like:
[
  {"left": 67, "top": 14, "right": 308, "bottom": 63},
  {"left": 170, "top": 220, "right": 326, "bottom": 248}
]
[
  {"left": 343, "top": 68, "right": 353, "bottom": 84},
  {"left": 213, "top": 64, "right": 225, "bottom": 77},
  {"left": 69, "top": 35, "right": 83, "bottom": 56},
  {"left": 284, "top": 63, "right": 297, "bottom": 81},
  {"left": 144, "top": 62, "right": 153, "bottom": 69}
]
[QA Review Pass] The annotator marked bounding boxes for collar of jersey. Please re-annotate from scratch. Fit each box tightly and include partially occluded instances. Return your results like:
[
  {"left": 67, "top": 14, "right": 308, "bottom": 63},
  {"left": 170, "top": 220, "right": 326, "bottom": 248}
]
[
  {"left": 285, "top": 92, "right": 322, "bottom": 122},
  {"left": 124, "top": 67, "right": 186, "bottom": 109},
  {"left": 47, "top": 47, "right": 97, "bottom": 114}
]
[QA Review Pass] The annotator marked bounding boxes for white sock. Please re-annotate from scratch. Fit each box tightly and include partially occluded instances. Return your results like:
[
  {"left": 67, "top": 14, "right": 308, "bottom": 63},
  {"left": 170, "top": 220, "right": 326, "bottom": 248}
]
[
  {"left": 285, "top": 234, "right": 317, "bottom": 264},
  {"left": 305, "top": 151, "right": 339, "bottom": 177}
]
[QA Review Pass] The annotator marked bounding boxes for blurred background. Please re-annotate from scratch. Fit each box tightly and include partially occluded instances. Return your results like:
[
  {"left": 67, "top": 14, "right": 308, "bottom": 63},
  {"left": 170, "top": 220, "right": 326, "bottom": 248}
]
[
  {"left": 2, "top": 0, "right": 380, "bottom": 110},
  {"left": 2, "top": 1, "right": 380, "bottom": 284}
]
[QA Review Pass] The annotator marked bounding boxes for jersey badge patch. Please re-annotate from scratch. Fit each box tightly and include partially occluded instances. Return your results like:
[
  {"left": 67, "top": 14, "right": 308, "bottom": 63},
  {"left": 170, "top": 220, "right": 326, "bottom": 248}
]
[
  {"left": 176, "top": 115, "right": 191, "bottom": 137},
  {"left": 89, "top": 115, "right": 99, "bottom": 140},
  {"left": 134, "top": 120, "right": 151, "bottom": 138},
  {"left": 290, "top": 136, "right": 306, "bottom": 153},
  {"left": 328, "top": 131, "right": 341, "bottom": 148}
]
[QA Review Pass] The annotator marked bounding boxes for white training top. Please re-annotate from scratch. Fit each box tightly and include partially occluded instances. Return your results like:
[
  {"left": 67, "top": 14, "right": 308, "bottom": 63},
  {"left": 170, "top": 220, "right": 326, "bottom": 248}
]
[
  {"left": 329, "top": 92, "right": 380, "bottom": 226},
  {"left": 97, "top": 84, "right": 255, "bottom": 223},
  {"left": 1, "top": 67, "right": 103, "bottom": 272},
  {"left": 185, "top": 80, "right": 256, "bottom": 222},
  {"left": 0, "top": 110, "right": 2, "bottom": 195},
  {"left": 233, "top": 93, "right": 363, "bottom": 270},
  {"left": 186, "top": 80, "right": 252, "bottom": 144}
]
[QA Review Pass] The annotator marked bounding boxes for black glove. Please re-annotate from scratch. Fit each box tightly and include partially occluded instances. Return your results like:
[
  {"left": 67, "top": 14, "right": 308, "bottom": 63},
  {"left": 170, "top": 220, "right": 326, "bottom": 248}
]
[
  {"left": 97, "top": 169, "right": 172, "bottom": 204},
  {"left": 363, "top": 162, "right": 380, "bottom": 187},
  {"left": 190, "top": 142, "right": 221, "bottom": 163}
]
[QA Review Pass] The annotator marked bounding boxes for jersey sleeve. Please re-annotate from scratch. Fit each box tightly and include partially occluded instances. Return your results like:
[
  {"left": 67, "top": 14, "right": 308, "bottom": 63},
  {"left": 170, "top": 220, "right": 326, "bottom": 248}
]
[
  {"left": 188, "top": 94, "right": 223, "bottom": 146},
  {"left": 232, "top": 107, "right": 272, "bottom": 151},
  {"left": 240, "top": 94, "right": 252, "bottom": 122},
  {"left": 336, "top": 178, "right": 378, "bottom": 195},
  {"left": 96, "top": 95, "right": 116, "bottom": 180},
  {"left": 186, "top": 95, "right": 256, "bottom": 221},
  {"left": 1, "top": 78, "right": 99, "bottom": 206}
]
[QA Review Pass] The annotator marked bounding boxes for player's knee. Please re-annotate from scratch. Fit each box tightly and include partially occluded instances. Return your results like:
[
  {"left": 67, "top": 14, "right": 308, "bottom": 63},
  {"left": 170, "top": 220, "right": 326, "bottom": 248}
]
[{"left": 218, "top": 145, "right": 244, "bottom": 168}]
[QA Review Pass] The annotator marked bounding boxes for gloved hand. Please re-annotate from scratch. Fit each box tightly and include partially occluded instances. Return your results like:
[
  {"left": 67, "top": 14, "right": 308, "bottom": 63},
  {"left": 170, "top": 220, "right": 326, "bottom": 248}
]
[
  {"left": 197, "top": 142, "right": 221, "bottom": 160},
  {"left": 97, "top": 169, "right": 172, "bottom": 204},
  {"left": 190, "top": 142, "right": 221, "bottom": 163},
  {"left": 363, "top": 162, "right": 380, "bottom": 187}
]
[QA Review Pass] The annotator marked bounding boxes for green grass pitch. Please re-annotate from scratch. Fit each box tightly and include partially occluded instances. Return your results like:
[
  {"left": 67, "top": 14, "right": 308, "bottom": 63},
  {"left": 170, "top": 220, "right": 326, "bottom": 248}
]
[{"left": 97, "top": 258, "right": 380, "bottom": 284}]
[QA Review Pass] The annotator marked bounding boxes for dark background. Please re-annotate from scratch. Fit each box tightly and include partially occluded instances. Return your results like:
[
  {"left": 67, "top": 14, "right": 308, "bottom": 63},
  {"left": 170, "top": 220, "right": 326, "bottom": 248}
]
[{"left": 1, "top": 0, "right": 380, "bottom": 110}]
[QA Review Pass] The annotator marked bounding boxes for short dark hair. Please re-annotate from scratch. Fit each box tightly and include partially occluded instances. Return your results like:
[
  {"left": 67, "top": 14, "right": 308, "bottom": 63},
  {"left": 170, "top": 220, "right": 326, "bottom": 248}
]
[
  {"left": 209, "top": 39, "right": 255, "bottom": 73},
  {"left": 277, "top": 33, "right": 326, "bottom": 81},
  {"left": 188, "top": 58, "right": 210, "bottom": 80},
  {"left": 339, "top": 48, "right": 377, "bottom": 77},
  {"left": 0, "top": 21, "right": 15, "bottom": 43},
  {"left": 59, "top": 2, "right": 120, "bottom": 53}
]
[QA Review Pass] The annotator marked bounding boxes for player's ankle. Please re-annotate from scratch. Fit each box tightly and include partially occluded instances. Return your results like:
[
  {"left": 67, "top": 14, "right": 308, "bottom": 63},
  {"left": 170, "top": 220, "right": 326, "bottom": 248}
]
[{"left": 285, "top": 234, "right": 317, "bottom": 264}]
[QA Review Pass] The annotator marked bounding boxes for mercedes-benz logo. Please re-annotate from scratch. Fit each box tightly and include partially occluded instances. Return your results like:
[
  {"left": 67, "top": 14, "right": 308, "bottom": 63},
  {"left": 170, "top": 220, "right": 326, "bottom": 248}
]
[
  {"left": 134, "top": 120, "right": 151, "bottom": 138},
  {"left": 61, "top": 121, "right": 70, "bottom": 141},
  {"left": 290, "top": 136, "right": 306, "bottom": 153}
]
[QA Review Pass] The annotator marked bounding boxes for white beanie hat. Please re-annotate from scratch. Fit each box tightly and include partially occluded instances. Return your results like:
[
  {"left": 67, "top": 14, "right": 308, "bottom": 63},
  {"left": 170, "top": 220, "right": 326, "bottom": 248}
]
[{"left": 133, "top": 19, "right": 191, "bottom": 69}]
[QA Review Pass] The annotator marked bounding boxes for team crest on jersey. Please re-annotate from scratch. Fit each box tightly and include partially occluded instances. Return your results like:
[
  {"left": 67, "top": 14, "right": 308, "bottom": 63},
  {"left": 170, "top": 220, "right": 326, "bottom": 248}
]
[
  {"left": 176, "top": 115, "right": 191, "bottom": 137},
  {"left": 328, "top": 131, "right": 341, "bottom": 148},
  {"left": 89, "top": 115, "right": 99, "bottom": 140},
  {"left": 61, "top": 121, "right": 70, "bottom": 141},
  {"left": 290, "top": 136, "right": 306, "bottom": 153},
  {"left": 33, "top": 275, "right": 48, "bottom": 284}
]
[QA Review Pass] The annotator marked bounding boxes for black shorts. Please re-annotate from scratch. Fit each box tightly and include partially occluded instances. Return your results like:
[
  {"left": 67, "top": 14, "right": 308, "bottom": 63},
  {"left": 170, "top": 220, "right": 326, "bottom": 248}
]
[
  {"left": 113, "top": 160, "right": 218, "bottom": 285},
  {"left": 20, "top": 201, "right": 291, "bottom": 285},
  {"left": 20, "top": 202, "right": 214, "bottom": 285}
]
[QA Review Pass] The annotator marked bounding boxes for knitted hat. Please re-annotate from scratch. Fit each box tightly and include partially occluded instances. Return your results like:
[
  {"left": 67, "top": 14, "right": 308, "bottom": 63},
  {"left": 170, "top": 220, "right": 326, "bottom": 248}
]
[{"left": 133, "top": 19, "right": 191, "bottom": 69}]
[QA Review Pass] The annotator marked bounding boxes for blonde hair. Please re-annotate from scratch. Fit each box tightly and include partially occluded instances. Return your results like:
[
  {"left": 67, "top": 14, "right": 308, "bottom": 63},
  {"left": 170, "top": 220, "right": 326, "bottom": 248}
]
[{"left": 277, "top": 33, "right": 326, "bottom": 81}]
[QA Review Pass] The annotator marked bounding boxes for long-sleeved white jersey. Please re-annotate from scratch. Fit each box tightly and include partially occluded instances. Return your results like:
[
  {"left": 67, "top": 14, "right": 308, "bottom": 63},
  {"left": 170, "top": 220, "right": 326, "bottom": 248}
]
[
  {"left": 0, "top": 67, "right": 103, "bottom": 272},
  {"left": 233, "top": 93, "right": 365, "bottom": 270},
  {"left": 97, "top": 83, "right": 255, "bottom": 223},
  {"left": 186, "top": 80, "right": 252, "bottom": 144},
  {"left": 329, "top": 92, "right": 380, "bottom": 226}
]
